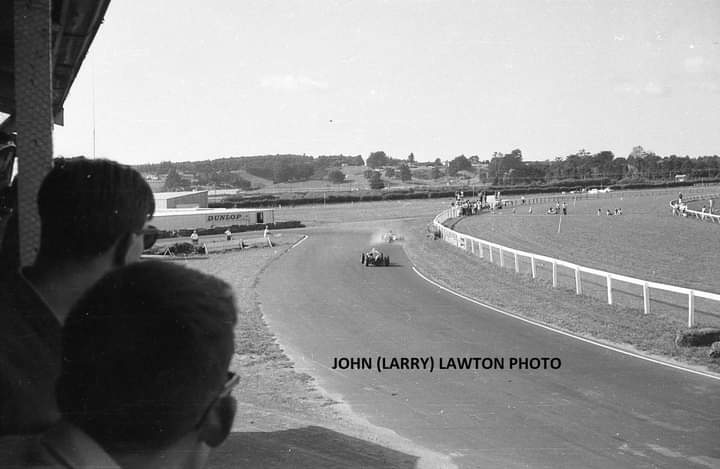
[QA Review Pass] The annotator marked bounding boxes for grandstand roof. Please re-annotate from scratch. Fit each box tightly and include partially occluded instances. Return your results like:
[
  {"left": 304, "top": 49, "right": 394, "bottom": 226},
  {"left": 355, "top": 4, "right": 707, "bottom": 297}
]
[{"left": 0, "top": 0, "right": 111, "bottom": 130}]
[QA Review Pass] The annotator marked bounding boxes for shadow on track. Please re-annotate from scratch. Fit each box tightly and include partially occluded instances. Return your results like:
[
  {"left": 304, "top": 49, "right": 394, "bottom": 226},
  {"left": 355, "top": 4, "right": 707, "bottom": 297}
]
[{"left": 207, "top": 426, "right": 419, "bottom": 468}]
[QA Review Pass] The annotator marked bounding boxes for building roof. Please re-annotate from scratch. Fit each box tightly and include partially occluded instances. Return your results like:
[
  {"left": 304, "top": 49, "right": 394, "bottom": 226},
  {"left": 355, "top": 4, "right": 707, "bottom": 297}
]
[
  {"left": 0, "top": 0, "right": 112, "bottom": 130},
  {"left": 153, "top": 207, "right": 274, "bottom": 217},
  {"left": 153, "top": 190, "right": 209, "bottom": 200}
]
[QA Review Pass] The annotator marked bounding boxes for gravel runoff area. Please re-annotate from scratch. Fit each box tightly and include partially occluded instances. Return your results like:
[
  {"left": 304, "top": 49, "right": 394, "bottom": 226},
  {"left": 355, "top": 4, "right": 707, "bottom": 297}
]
[{"left": 181, "top": 233, "right": 455, "bottom": 469}]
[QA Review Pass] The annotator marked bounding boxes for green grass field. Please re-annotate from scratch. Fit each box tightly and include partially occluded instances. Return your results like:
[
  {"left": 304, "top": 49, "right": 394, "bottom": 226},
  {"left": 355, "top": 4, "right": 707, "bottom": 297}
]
[{"left": 447, "top": 191, "right": 720, "bottom": 329}]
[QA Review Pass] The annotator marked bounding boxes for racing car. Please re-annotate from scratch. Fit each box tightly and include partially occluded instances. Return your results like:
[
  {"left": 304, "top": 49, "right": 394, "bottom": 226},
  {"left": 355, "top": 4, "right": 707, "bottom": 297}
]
[
  {"left": 382, "top": 230, "right": 403, "bottom": 243},
  {"left": 361, "top": 247, "right": 390, "bottom": 266}
]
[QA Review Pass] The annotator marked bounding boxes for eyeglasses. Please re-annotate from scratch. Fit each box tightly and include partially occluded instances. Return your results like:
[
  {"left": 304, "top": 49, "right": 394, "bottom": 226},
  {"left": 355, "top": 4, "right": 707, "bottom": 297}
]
[
  {"left": 196, "top": 371, "right": 239, "bottom": 428},
  {"left": 141, "top": 225, "right": 159, "bottom": 250}
]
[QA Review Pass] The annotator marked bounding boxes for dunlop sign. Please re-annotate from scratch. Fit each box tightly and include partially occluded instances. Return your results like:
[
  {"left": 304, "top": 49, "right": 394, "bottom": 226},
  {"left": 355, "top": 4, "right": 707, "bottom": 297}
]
[{"left": 206, "top": 213, "right": 247, "bottom": 222}]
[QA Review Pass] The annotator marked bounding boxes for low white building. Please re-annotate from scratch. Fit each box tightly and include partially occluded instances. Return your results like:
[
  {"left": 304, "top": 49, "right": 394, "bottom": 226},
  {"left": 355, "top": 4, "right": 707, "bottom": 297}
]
[{"left": 151, "top": 208, "right": 275, "bottom": 232}]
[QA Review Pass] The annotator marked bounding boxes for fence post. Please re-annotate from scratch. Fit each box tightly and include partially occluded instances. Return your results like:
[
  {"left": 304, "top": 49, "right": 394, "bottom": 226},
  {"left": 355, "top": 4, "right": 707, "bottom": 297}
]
[
  {"left": 499, "top": 248, "right": 504, "bottom": 267},
  {"left": 552, "top": 261, "right": 557, "bottom": 287},
  {"left": 643, "top": 282, "right": 650, "bottom": 315},
  {"left": 688, "top": 291, "right": 695, "bottom": 327},
  {"left": 530, "top": 256, "right": 536, "bottom": 278},
  {"left": 575, "top": 267, "right": 582, "bottom": 295},
  {"left": 606, "top": 274, "right": 613, "bottom": 305},
  {"left": 470, "top": 240, "right": 475, "bottom": 254},
  {"left": 514, "top": 252, "right": 519, "bottom": 273}
]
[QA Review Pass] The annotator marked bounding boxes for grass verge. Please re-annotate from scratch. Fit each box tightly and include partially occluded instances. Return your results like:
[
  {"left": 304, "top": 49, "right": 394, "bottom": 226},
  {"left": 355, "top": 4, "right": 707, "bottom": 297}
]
[{"left": 400, "top": 218, "right": 720, "bottom": 374}]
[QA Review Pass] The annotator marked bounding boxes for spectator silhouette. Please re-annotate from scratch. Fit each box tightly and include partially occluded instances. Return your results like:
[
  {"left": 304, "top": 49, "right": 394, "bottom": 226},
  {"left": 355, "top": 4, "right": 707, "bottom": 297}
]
[
  {"left": 0, "top": 157, "right": 155, "bottom": 435},
  {"left": 1, "top": 261, "right": 238, "bottom": 468}
]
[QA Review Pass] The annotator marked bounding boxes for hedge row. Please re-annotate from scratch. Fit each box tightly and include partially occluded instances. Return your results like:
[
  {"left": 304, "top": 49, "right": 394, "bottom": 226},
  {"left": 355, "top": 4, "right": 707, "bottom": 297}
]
[{"left": 211, "top": 179, "right": 720, "bottom": 208}]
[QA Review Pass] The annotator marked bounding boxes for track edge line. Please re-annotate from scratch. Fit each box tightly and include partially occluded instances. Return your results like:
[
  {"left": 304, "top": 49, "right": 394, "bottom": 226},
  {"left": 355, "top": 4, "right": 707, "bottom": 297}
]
[{"left": 411, "top": 265, "right": 720, "bottom": 382}]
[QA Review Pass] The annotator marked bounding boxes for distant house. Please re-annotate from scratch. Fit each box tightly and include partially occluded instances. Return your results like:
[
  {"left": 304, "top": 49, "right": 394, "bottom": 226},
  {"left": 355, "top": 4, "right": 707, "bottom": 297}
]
[{"left": 675, "top": 174, "right": 687, "bottom": 182}]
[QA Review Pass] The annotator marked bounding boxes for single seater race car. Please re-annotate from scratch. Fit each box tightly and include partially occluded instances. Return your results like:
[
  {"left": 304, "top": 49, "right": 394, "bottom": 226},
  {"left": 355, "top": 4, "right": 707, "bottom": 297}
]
[
  {"left": 361, "top": 247, "right": 390, "bottom": 266},
  {"left": 382, "top": 231, "right": 403, "bottom": 243}
]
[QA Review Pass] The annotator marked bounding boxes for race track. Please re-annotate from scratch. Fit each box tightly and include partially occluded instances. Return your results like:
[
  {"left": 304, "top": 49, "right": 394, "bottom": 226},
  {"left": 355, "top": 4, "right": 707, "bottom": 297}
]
[{"left": 257, "top": 225, "right": 720, "bottom": 469}]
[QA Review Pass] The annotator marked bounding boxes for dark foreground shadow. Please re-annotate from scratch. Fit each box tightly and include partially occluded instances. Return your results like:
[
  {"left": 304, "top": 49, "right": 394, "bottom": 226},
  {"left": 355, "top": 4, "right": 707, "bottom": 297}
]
[{"left": 207, "top": 426, "right": 419, "bottom": 469}]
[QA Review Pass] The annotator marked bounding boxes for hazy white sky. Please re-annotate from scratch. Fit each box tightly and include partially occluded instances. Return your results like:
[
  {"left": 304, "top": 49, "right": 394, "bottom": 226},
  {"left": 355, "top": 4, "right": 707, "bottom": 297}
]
[{"left": 53, "top": 0, "right": 720, "bottom": 165}]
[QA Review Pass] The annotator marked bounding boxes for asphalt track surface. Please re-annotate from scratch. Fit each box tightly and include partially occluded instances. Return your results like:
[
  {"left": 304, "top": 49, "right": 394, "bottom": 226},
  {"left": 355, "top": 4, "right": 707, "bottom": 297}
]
[{"left": 257, "top": 226, "right": 720, "bottom": 469}]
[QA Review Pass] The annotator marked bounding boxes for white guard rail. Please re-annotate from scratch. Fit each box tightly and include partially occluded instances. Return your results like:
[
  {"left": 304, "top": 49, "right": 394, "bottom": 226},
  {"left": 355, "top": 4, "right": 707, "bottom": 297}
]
[
  {"left": 672, "top": 193, "right": 720, "bottom": 223},
  {"left": 433, "top": 207, "right": 720, "bottom": 327}
]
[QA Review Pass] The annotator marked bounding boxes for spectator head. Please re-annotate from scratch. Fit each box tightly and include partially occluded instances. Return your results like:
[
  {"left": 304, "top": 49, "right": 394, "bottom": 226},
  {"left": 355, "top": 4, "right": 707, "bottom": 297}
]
[
  {"left": 37, "top": 157, "right": 155, "bottom": 265},
  {"left": 56, "top": 261, "right": 237, "bottom": 466}
]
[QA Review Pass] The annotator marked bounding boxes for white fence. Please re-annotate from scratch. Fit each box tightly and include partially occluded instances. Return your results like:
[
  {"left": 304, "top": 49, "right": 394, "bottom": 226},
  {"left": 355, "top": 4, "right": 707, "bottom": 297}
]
[
  {"left": 433, "top": 207, "right": 720, "bottom": 327},
  {"left": 672, "top": 193, "right": 720, "bottom": 223}
]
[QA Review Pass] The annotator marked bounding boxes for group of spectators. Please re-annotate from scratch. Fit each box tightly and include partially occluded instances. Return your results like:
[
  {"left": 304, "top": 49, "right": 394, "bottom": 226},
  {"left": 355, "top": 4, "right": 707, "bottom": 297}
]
[
  {"left": 672, "top": 192, "right": 716, "bottom": 219},
  {"left": 596, "top": 208, "right": 624, "bottom": 216},
  {"left": 0, "top": 157, "right": 238, "bottom": 468}
]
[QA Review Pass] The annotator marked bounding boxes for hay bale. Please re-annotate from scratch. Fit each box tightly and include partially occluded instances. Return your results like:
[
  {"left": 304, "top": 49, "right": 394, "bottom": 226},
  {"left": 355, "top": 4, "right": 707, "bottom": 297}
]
[
  {"left": 709, "top": 341, "right": 720, "bottom": 358},
  {"left": 675, "top": 328, "right": 720, "bottom": 347}
]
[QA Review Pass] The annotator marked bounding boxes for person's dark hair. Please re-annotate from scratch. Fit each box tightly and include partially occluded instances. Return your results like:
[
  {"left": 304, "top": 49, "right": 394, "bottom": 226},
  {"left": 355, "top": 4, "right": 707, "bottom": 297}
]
[
  {"left": 37, "top": 157, "right": 155, "bottom": 260},
  {"left": 56, "top": 261, "right": 237, "bottom": 450}
]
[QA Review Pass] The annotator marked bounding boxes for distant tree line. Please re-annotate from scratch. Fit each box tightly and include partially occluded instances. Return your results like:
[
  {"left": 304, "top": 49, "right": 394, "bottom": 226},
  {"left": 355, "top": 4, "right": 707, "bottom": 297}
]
[
  {"left": 135, "top": 153, "right": 365, "bottom": 190},
  {"left": 485, "top": 147, "right": 720, "bottom": 185}
]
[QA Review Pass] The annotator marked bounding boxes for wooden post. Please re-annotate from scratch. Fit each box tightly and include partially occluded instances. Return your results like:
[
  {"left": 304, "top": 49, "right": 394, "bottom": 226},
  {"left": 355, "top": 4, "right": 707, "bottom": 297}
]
[
  {"left": 606, "top": 274, "right": 613, "bottom": 305},
  {"left": 688, "top": 291, "right": 695, "bottom": 327},
  {"left": 489, "top": 246, "right": 493, "bottom": 263},
  {"left": 478, "top": 242, "right": 483, "bottom": 258},
  {"left": 499, "top": 248, "right": 504, "bottom": 267},
  {"left": 552, "top": 261, "right": 557, "bottom": 287},
  {"left": 530, "top": 256, "right": 536, "bottom": 278},
  {"left": 514, "top": 252, "right": 519, "bottom": 273},
  {"left": 575, "top": 266, "right": 582, "bottom": 295},
  {"left": 643, "top": 282, "right": 650, "bottom": 315}
]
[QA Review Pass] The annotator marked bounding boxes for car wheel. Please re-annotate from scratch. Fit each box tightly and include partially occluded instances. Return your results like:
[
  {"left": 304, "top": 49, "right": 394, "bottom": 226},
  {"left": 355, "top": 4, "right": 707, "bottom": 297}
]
[{"left": 361, "top": 253, "right": 365, "bottom": 264}]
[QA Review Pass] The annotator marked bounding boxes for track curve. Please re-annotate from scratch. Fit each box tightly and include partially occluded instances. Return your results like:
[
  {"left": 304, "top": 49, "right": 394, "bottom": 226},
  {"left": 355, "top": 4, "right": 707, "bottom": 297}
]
[{"left": 257, "top": 224, "right": 720, "bottom": 469}]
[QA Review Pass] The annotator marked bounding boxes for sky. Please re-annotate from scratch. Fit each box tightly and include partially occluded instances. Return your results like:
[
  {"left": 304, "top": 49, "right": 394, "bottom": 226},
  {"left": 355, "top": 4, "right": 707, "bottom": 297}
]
[{"left": 52, "top": 0, "right": 720, "bottom": 165}]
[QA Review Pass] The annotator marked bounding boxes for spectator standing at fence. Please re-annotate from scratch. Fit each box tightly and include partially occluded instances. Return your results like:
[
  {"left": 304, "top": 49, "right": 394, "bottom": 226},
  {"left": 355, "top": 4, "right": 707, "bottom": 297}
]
[
  {"left": 224, "top": 228, "right": 232, "bottom": 241},
  {"left": 0, "top": 157, "right": 155, "bottom": 436},
  {"left": 562, "top": 201, "right": 567, "bottom": 215},
  {"left": 597, "top": 208, "right": 602, "bottom": 216},
  {"left": 191, "top": 230, "right": 199, "bottom": 245}
]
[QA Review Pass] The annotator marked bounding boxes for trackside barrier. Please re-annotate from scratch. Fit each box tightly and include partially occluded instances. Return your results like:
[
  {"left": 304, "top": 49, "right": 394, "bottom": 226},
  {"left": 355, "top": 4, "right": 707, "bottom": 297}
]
[
  {"left": 433, "top": 208, "right": 720, "bottom": 327},
  {"left": 671, "top": 193, "right": 720, "bottom": 223}
]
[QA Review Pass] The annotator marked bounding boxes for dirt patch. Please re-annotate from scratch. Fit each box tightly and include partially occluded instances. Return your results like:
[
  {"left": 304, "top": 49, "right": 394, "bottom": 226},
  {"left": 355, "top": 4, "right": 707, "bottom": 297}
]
[{"left": 398, "top": 218, "right": 720, "bottom": 375}]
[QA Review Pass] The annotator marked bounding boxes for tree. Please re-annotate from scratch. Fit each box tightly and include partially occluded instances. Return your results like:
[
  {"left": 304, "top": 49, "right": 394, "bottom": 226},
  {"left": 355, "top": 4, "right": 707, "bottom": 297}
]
[
  {"left": 368, "top": 172, "right": 385, "bottom": 189},
  {"left": 327, "top": 169, "right": 346, "bottom": 183},
  {"left": 163, "top": 167, "right": 183, "bottom": 191},
  {"left": 399, "top": 163, "right": 412, "bottom": 181},
  {"left": 384, "top": 167, "right": 396, "bottom": 178},
  {"left": 434, "top": 158, "right": 442, "bottom": 166},
  {"left": 407, "top": 152, "right": 415, "bottom": 164},
  {"left": 431, "top": 166, "right": 441, "bottom": 179},
  {"left": 448, "top": 155, "right": 472, "bottom": 177},
  {"left": 367, "top": 151, "right": 390, "bottom": 169}
]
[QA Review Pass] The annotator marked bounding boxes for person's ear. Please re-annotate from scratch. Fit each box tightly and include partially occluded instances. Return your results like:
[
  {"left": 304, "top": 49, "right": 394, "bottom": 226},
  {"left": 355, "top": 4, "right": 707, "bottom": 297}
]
[{"left": 198, "top": 395, "right": 236, "bottom": 448}]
